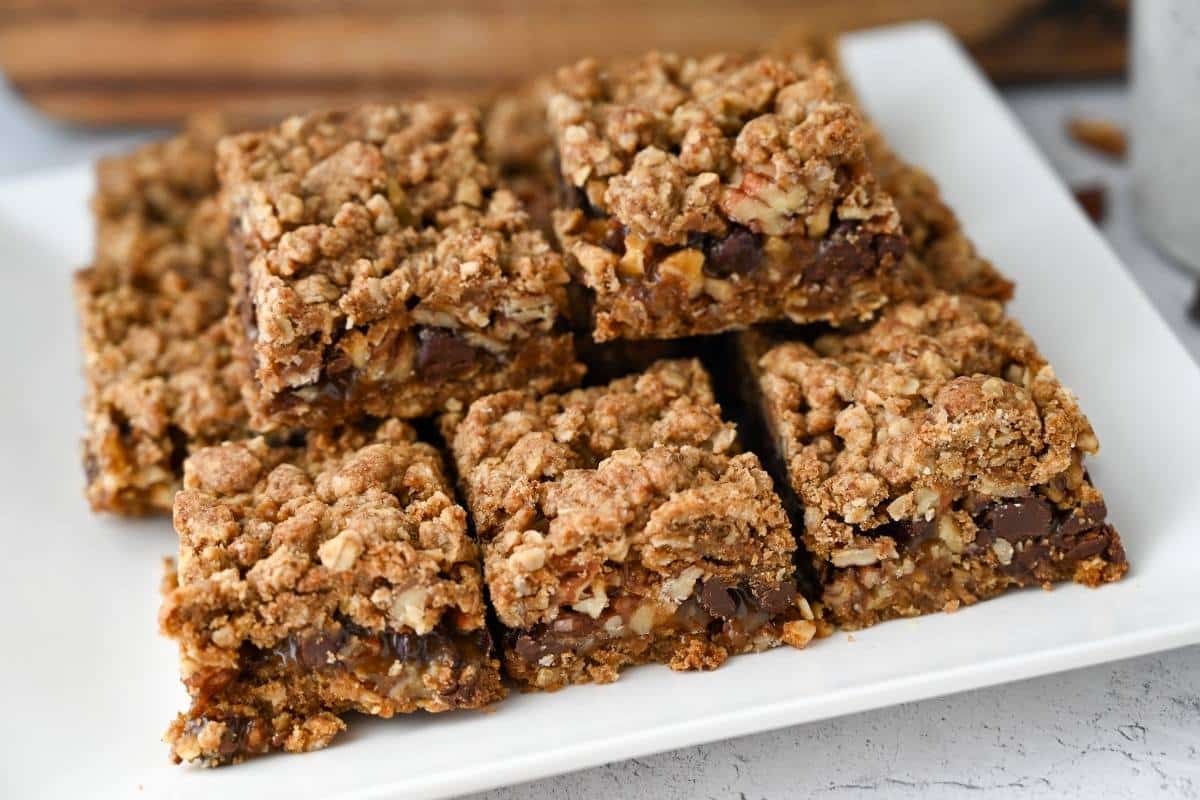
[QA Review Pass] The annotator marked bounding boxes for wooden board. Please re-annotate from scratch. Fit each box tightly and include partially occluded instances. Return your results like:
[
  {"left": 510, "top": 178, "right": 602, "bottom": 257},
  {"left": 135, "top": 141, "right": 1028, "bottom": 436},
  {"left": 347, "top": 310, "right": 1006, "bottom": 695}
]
[{"left": 0, "top": 0, "right": 1128, "bottom": 126}]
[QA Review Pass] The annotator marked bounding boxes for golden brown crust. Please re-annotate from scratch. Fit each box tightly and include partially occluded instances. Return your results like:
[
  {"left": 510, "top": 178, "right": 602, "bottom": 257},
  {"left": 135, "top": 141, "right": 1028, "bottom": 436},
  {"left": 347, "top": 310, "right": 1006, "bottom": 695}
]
[
  {"left": 77, "top": 117, "right": 249, "bottom": 515},
  {"left": 161, "top": 419, "right": 504, "bottom": 765},
  {"left": 219, "top": 103, "right": 581, "bottom": 430}
]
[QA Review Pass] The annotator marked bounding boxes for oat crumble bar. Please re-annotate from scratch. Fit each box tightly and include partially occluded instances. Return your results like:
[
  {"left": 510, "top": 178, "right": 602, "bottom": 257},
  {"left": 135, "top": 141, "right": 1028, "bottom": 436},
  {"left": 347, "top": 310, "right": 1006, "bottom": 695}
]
[
  {"left": 443, "top": 359, "right": 821, "bottom": 691},
  {"left": 548, "top": 52, "right": 905, "bottom": 341},
  {"left": 160, "top": 419, "right": 504, "bottom": 765},
  {"left": 219, "top": 103, "right": 582, "bottom": 430},
  {"left": 76, "top": 117, "right": 248, "bottom": 514},
  {"left": 738, "top": 292, "right": 1127, "bottom": 629}
]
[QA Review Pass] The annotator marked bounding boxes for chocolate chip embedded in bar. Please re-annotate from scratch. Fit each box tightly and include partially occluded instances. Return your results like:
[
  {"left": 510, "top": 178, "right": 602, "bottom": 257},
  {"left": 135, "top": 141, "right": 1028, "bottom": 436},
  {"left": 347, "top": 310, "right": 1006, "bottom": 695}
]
[
  {"left": 442, "top": 359, "right": 825, "bottom": 692},
  {"left": 548, "top": 52, "right": 905, "bottom": 341},
  {"left": 736, "top": 292, "right": 1127, "bottom": 630},
  {"left": 76, "top": 116, "right": 250, "bottom": 515},
  {"left": 159, "top": 420, "right": 504, "bottom": 765},
  {"left": 219, "top": 103, "right": 583, "bottom": 431}
]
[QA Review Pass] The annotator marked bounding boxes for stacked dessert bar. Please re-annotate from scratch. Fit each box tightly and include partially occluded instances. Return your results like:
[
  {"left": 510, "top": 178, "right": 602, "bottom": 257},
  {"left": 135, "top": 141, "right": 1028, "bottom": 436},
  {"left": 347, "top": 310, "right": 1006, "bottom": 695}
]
[{"left": 75, "top": 47, "right": 1128, "bottom": 766}]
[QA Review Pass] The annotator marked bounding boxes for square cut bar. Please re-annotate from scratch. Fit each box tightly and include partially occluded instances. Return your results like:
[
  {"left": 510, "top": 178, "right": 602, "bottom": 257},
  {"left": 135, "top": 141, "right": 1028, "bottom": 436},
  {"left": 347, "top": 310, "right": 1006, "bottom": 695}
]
[
  {"left": 76, "top": 117, "right": 249, "bottom": 514},
  {"left": 160, "top": 420, "right": 504, "bottom": 765},
  {"left": 443, "top": 359, "right": 822, "bottom": 692},
  {"left": 219, "top": 103, "right": 582, "bottom": 431},
  {"left": 548, "top": 51, "right": 906, "bottom": 341},
  {"left": 738, "top": 292, "right": 1128, "bottom": 629}
]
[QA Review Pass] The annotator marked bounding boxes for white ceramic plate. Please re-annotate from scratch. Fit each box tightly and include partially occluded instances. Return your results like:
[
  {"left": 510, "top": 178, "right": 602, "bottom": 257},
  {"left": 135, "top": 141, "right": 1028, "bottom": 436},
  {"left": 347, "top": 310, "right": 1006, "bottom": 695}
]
[{"left": 2, "top": 21, "right": 1198, "bottom": 800}]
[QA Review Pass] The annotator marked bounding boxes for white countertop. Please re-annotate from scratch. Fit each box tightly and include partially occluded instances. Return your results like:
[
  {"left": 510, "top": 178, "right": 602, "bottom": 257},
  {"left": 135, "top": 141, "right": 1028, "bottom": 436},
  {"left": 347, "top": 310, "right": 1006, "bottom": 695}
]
[{"left": 5, "top": 78, "right": 1196, "bottom": 799}]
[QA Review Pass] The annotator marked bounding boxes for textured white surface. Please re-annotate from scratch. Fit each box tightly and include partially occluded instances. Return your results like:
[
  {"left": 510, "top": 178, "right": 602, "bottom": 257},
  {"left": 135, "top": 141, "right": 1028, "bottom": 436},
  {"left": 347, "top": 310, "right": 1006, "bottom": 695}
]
[{"left": 1, "top": 26, "right": 1198, "bottom": 800}]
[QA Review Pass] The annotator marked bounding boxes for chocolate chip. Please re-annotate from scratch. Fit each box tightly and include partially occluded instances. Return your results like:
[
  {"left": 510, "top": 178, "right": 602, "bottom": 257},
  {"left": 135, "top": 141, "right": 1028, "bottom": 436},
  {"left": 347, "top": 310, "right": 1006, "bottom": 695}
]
[
  {"left": 384, "top": 631, "right": 418, "bottom": 662},
  {"left": 1073, "top": 184, "right": 1107, "bottom": 224},
  {"left": 698, "top": 577, "right": 740, "bottom": 620},
  {"left": 752, "top": 580, "right": 798, "bottom": 615},
  {"left": 871, "top": 518, "right": 935, "bottom": 550},
  {"left": 416, "top": 328, "right": 479, "bottom": 379},
  {"left": 1065, "top": 533, "right": 1110, "bottom": 562},
  {"left": 1012, "top": 542, "right": 1049, "bottom": 575},
  {"left": 601, "top": 221, "right": 627, "bottom": 255},
  {"left": 979, "top": 496, "right": 1053, "bottom": 545},
  {"left": 297, "top": 631, "right": 344, "bottom": 669},
  {"left": 512, "top": 628, "right": 563, "bottom": 664},
  {"left": 804, "top": 223, "right": 874, "bottom": 283},
  {"left": 1053, "top": 499, "right": 1108, "bottom": 543},
  {"left": 702, "top": 226, "right": 763, "bottom": 278}
]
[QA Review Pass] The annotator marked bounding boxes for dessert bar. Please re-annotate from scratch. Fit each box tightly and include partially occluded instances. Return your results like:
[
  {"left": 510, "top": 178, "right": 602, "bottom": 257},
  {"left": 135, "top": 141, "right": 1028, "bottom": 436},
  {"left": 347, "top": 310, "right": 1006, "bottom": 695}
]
[
  {"left": 549, "top": 52, "right": 906, "bottom": 341},
  {"left": 219, "top": 103, "right": 582, "bottom": 430},
  {"left": 76, "top": 117, "right": 248, "bottom": 514},
  {"left": 443, "top": 359, "right": 821, "bottom": 691},
  {"left": 738, "top": 292, "right": 1127, "bottom": 629},
  {"left": 160, "top": 420, "right": 504, "bottom": 765}
]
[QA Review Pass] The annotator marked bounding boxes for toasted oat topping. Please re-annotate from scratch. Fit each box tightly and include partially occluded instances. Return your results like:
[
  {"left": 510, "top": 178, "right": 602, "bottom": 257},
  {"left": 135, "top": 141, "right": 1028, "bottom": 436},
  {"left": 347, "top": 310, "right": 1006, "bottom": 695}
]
[
  {"left": 755, "top": 292, "right": 1098, "bottom": 557},
  {"left": 77, "top": 117, "right": 248, "bottom": 514},
  {"left": 164, "top": 420, "right": 486, "bottom": 668},
  {"left": 548, "top": 52, "right": 899, "bottom": 245},
  {"left": 445, "top": 359, "right": 795, "bottom": 629}
]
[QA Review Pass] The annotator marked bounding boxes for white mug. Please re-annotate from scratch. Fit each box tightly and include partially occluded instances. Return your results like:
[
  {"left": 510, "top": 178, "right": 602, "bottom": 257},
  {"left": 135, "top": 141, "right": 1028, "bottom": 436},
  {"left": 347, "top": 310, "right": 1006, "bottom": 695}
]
[{"left": 1132, "top": 0, "right": 1200, "bottom": 273}]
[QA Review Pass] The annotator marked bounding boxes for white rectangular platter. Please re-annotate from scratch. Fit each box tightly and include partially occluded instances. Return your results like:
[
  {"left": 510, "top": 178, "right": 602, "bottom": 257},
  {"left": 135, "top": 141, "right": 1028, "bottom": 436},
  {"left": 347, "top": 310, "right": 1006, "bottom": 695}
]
[{"left": 2, "top": 21, "right": 1198, "bottom": 800}]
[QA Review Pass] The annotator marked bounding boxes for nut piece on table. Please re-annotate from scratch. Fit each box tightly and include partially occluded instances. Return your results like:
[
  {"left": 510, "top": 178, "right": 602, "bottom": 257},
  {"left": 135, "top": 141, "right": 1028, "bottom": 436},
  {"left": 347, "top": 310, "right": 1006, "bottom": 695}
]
[{"left": 1067, "top": 117, "right": 1127, "bottom": 159}]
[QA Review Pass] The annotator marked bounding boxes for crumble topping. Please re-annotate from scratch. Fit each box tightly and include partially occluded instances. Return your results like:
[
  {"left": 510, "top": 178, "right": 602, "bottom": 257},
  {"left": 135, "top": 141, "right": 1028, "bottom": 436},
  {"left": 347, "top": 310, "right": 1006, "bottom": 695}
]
[
  {"left": 548, "top": 51, "right": 899, "bottom": 245},
  {"left": 77, "top": 116, "right": 248, "bottom": 514}
]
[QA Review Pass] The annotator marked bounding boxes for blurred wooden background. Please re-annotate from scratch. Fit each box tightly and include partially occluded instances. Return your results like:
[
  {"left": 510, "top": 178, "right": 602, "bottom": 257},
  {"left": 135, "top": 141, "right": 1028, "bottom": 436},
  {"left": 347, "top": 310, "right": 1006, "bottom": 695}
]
[{"left": 0, "top": 0, "right": 1128, "bottom": 126}]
